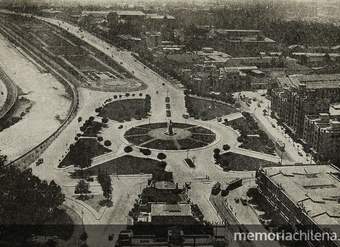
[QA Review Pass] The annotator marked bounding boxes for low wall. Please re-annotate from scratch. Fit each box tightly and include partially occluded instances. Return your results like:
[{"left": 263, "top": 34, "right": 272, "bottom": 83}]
[{"left": 0, "top": 20, "right": 79, "bottom": 169}]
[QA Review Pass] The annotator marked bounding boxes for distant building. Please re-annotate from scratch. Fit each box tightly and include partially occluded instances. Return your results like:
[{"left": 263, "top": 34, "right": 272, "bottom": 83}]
[
  {"left": 145, "top": 14, "right": 176, "bottom": 31},
  {"left": 107, "top": 10, "right": 146, "bottom": 27},
  {"left": 291, "top": 52, "right": 340, "bottom": 67},
  {"left": 208, "top": 29, "right": 276, "bottom": 56},
  {"left": 142, "top": 31, "right": 162, "bottom": 49},
  {"left": 256, "top": 164, "right": 340, "bottom": 247}
]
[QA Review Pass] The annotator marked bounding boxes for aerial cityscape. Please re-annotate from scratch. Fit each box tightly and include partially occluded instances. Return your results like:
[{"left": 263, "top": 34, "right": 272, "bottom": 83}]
[{"left": 0, "top": 0, "right": 340, "bottom": 246}]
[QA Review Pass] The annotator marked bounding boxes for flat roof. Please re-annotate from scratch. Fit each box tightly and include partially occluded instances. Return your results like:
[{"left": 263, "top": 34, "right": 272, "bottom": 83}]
[
  {"left": 281, "top": 74, "right": 340, "bottom": 89},
  {"left": 151, "top": 203, "right": 192, "bottom": 217},
  {"left": 146, "top": 14, "right": 175, "bottom": 20},
  {"left": 262, "top": 165, "right": 340, "bottom": 227},
  {"left": 116, "top": 10, "right": 145, "bottom": 16}
]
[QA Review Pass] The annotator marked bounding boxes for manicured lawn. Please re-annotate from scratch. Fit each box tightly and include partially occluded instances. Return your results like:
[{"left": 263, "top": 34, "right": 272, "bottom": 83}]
[
  {"left": 125, "top": 134, "right": 154, "bottom": 145},
  {"left": 99, "top": 99, "right": 148, "bottom": 122},
  {"left": 59, "top": 138, "right": 111, "bottom": 168},
  {"left": 142, "top": 139, "right": 179, "bottom": 150},
  {"left": 86, "top": 155, "right": 172, "bottom": 181},
  {"left": 218, "top": 152, "right": 276, "bottom": 171},
  {"left": 185, "top": 96, "right": 238, "bottom": 120}
]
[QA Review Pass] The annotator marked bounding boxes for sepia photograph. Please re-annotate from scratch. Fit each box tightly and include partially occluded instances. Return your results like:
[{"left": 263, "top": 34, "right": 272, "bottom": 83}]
[{"left": 0, "top": 0, "right": 340, "bottom": 246}]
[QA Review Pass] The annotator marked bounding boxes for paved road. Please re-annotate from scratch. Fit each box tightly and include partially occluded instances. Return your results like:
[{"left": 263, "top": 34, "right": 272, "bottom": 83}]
[
  {"left": 237, "top": 91, "right": 310, "bottom": 164},
  {"left": 0, "top": 14, "right": 285, "bottom": 247},
  {"left": 0, "top": 64, "right": 17, "bottom": 120}
]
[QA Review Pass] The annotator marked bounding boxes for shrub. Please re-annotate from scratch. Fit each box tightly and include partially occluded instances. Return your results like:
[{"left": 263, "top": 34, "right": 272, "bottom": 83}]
[
  {"left": 80, "top": 231, "right": 88, "bottom": 241},
  {"left": 223, "top": 144, "right": 230, "bottom": 151},
  {"left": 159, "top": 161, "right": 167, "bottom": 169},
  {"left": 78, "top": 117, "right": 82, "bottom": 122},
  {"left": 157, "top": 153, "right": 167, "bottom": 160},
  {"left": 124, "top": 146, "right": 133, "bottom": 153},
  {"left": 104, "top": 140, "right": 112, "bottom": 146},
  {"left": 213, "top": 148, "right": 220, "bottom": 154},
  {"left": 102, "top": 117, "right": 109, "bottom": 124},
  {"left": 125, "top": 93, "right": 130, "bottom": 97},
  {"left": 97, "top": 136, "right": 103, "bottom": 142},
  {"left": 89, "top": 116, "right": 95, "bottom": 122},
  {"left": 140, "top": 148, "right": 151, "bottom": 156},
  {"left": 95, "top": 107, "right": 102, "bottom": 113},
  {"left": 113, "top": 95, "right": 118, "bottom": 99}
]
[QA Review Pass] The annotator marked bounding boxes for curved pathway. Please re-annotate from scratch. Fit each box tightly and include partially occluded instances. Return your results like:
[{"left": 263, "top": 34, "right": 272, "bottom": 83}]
[{"left": 0, "top": 65, "right": 17, "bottom": 120}]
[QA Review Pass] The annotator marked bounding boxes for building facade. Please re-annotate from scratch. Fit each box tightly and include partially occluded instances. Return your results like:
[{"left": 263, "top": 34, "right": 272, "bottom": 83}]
[{"left": 271, "top": 74, "right": 340, "bottom": 138}]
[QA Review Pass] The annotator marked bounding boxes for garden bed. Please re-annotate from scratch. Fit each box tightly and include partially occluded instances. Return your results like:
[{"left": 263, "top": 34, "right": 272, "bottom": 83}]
[
  {"left": 218, "top": 152, "right": 276, "bottom": 171},
  {"left": 99, "top": 99, "right": 149, "bottom": 122},
  {"left": 85, "top": 155, "right": 172, "bottom": 181},
  {"left": 59, "top": 138, "right": 111, "bottom": 168},
  {"left": 185, "top": 96, "right": 238, "bottom": 120}
]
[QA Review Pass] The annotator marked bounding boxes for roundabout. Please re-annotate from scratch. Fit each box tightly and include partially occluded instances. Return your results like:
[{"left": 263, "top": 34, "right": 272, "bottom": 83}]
[{"left": 124, "top": 121, "right": 217, "bottom": 150}]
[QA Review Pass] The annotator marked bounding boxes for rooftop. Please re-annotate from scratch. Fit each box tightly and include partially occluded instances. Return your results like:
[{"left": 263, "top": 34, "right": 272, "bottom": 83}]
[
  {"left": 330, "top": 103, "right": 340, "bottom": 116},
  {"left": 280, "top": 74, "right": 340, "bottom": 89},
  {"left": 146, "top": 13, "right": 175, "bottom": 20},
  {"left": 262, "top": 165, "right": 340, "bottom": 228},
  {"left": 151, "top": 203, "right": 192, "bottom": 217},
  {"left": 116, "top": 10, "right": 145, "bottom": 16}
]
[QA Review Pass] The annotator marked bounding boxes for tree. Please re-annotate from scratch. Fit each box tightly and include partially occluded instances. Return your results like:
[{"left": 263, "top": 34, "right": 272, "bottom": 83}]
[
  {"left": 104, "top": 140, "right": 112, "bottom": 146},
  {"left": 157, "top": 153, "right": 167, "bottom": 160},
  {"left": 124, "top": 146, "right": 133, "bottom": 153},
  {"left": 213, "top": 153, "right": 221, "bottom": 164},
  {"left": 223, "top": 144, "right": 230, "bottom": 151},
  {"left": 102, "top": 117, "right": 109, "bottom": 124},
  {"left": 0, "top": 159, "right": 65, "bottom": 226},
  {"left": 80, "top": 231, "right": 88, "bottom": 241},
  {"left": 75, "top": 179, "right": 90, "bottom": 200},
  {"left": 97, "top": 172, "right": 112, "bottom": 202}
]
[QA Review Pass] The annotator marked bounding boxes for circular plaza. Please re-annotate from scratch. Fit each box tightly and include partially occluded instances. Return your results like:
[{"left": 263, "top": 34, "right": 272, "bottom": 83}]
[{"left": 124, "top": 121, "right": 216, "bottom": 150}]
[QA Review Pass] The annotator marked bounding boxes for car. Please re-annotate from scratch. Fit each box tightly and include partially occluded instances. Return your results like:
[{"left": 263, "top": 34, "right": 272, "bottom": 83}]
[
  {"left": 211, "top": 182, "right": 221, "bottom": 195},
  {"left": 36, "top": 158, "right": 44, "bottom": 166}
]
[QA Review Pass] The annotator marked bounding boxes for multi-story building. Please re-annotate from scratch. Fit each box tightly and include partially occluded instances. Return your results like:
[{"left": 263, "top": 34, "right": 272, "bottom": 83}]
[
  {"left": 303, "top": 112, "right": 340, "bottom": 162},
  {"left": 256, "top": 165, "right": 340, "bottom": 247},
  {"left": 271, "top": 74, "right": 340, "bottom": 138},
  {"left": 187, "top": 64, "right": 251, "bottom": 94}
]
